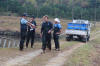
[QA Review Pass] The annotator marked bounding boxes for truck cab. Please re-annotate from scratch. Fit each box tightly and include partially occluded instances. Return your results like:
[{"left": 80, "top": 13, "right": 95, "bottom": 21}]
[{"left": 66, "top": 20, "right": 91, "bottom": 42}]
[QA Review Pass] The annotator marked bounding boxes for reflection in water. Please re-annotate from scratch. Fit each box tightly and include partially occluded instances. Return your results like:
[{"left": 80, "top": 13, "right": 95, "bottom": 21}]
[{"left": 0, "top": 35, "right": 20, "bottom": 48}]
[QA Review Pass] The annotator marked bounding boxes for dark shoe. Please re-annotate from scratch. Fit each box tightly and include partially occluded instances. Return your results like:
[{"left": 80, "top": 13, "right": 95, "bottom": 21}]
[
  {"left": 55, "top": 48, "right": 57, "bottom": 50},
  {"left": 26, "top": 46, "right": 28, "bottom": 48},
  {"left": 41, "top": 50, "right": 45, "bottom": 54},
  {"left": 31, "top": 46, "right": 33, "bottom": 48},
  {"left": 49, "top": 48, "right": 51, "bottom": 51},
  {"left": 19, "top": 48, "right": 23, "bottom": 51}
]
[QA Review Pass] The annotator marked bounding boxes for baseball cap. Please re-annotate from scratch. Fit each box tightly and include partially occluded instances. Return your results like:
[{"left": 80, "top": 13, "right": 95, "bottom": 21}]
[
  {"left": 54, "top": 18, "right": 60, "bottom": 23},
  {"left": 22, "top": 13, "right": 28, "bottom": 17}
]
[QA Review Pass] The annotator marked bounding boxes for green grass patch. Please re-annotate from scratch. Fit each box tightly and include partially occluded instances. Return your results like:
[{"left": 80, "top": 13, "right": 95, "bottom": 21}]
[
  {"left": 91, "top": 24, "right": 100, "bottom": 34},
  {"left": 64, "top": 34, "right": 100, "bottom": 66},
  {"left": 61, "top": 41, "right": 79, "bottom": 50},
  {"left": 64, "top": 44, "right": 93, "bottom": 66}
]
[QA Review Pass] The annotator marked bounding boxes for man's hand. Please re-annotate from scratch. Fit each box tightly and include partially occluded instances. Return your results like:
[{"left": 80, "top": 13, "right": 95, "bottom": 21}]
[
  {"left": 40, "top": 33, "right": 42, "bottom": 38},
  {"left": 56, "top": 32, "right": 60, "bottom": 35},
  {"left": 31, "top": 24, "right": 36, "bottom": 29},
  {"left": 27, "top": 22, "right": 35, "bottom": 28},
  {"left": 29, "top": 19, "right": 32, "bottom": 23},
  {"left": 48, "top": 30, "right": 52, "bottom": 34},
  {"left": 27, "top": 22, "right": 31, "bottom": 26},
  {"left": 56, "top": 29, "right": 62, "bottom": 35}
]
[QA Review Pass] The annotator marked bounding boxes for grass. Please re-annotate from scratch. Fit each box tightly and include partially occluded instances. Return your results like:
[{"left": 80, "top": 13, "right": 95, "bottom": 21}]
[
  {"left": 64, "top": 35, "right": 100, "bottom": 66},
  {"left": 64, "top": 44, "right": 93, "bottom": 66},
  {"left": 91, "top": 22, "right": 100, "bottom": 33},
  {"left": 60, "top": 41, "right": 78, "bottom": 50}
]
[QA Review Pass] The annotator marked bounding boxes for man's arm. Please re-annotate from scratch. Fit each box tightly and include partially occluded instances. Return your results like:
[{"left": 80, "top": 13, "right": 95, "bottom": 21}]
[
  {"left": 41, "top": 23, "right": 44, "bottom": 34},
  {"left": 21, "top": 18, "right": 35, "bottom": 28},
  {"left": 51, "top": 22, "right": 53, "bottom": 30},
  {"left": 27, "top": 20, "right": 36, "bottom": 29},
  {"left": 48, "top": 22, "right": 53, "bottom": 34},
  {"left": 34, "top": 21, "right": 37, "bottom": 28},
  {"left": 40, "top": 23, "right": 44, "bottom": 38},
  {"left": 34, "top": 21, "right": 37, "bottom": 26},
  {"left": 56, "top": 24, "right": 62, "bottom": 34}
]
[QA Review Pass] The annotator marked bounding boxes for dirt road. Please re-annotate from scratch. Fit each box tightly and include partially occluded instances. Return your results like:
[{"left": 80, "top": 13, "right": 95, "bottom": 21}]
[{"left": 0, "top": 31, "right": 100, "bottom": 66}]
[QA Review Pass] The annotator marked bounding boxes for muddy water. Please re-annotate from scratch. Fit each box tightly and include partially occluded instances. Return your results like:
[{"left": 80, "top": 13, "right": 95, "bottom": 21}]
[{"left": 0, "top": 34, "right": 42, "bottom": 48}]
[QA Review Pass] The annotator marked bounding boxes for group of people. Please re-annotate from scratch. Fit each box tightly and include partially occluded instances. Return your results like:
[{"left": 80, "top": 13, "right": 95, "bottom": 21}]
[{"left": 19, "top": 14, "right": 62, "bottom": 53}]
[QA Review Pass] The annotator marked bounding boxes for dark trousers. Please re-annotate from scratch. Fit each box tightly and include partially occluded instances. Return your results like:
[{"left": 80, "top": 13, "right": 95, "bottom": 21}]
[
  {"left": 26, "top": 30, "right": 35, "bottom": 48},
  {"left": 53, "top": 33, "right": 60, "bottom": 49},
  {"left": 42, "top": 34, "right": 51, "bottom": 51},
  {"left": 19, "top": 30, "right": 27, "bottom": 50}
]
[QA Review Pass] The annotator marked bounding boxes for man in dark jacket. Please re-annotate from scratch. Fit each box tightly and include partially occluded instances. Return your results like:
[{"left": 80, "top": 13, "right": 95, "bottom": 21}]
[
  {"left": 26, "top": 16, "right": 37, "bottom": 48},
  {"left": 40, "top": 15, "right": 53, "bottom": 53}
]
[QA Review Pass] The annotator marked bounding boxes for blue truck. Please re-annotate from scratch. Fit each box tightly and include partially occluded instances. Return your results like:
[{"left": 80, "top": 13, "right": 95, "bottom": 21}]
[{"left": 66, "top": 20, "right": 91, "bottom": 42}]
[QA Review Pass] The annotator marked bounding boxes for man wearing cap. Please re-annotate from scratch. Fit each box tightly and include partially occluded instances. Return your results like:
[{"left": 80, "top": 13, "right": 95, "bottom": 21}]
[
  {"left": 40, "top": 15, "right": 53, "bottom": 53},
  {"left": 53, "top": 18, "right": 62, "bottom": 51},
  {"left": 26, "top": 16, "right": 37, "bottom": 48},
  {"left": 19, "top": 14, "right": 35, "bottom": 51}
]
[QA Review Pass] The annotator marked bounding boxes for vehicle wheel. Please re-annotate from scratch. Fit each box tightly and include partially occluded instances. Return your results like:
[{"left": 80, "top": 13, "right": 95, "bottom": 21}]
[
  {"left": 87, "top": 36, "right": 90, "bottom": 41},
  {"left": 78, "top": 36, "right": 82, "bottom": 41},
  {"left": 82, "top": 37, "right": 88, "bottom": 43},
  {"left": 84, "top": 38, "right": 87, "bottom": 43},
  {"left": 66, "top": 35, "right": 73, "bottom": 41},
  {"left": 66, "top": 38, "right": 71, "bottom": 41}
]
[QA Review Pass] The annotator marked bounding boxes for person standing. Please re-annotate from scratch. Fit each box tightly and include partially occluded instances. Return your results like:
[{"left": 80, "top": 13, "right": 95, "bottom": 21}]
[
  {"left": 19, "top": 14, "right": 35, "bottom": 51},
  {"left": 40, "top": 15, "right": 53, "bottom": 53},
  {"left": 26, "top": 16, "right": 37, "bottom": 48},
  {"left": 53, "top": 18, "right": 62, "bottom": 51}
]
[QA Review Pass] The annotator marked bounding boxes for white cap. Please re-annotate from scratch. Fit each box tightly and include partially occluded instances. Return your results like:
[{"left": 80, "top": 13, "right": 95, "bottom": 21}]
[{"left": 54, "top": 18, "right": 60, "bottom": 23}]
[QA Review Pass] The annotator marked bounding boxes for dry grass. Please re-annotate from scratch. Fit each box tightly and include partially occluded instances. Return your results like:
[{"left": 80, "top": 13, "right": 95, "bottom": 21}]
[
  {"left": 0, "top": 16, "right": 20, "bottom": 31},
  {"left": 0, "top": 16, "right": 71, "bottom": 34},
  {"left": 0, "top": 16, "right": 99, "bottom": 34}
]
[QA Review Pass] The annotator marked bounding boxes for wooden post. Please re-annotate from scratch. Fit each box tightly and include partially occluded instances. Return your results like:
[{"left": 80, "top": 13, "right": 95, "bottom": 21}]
[
  {"left": 17, "top": 41, "right": 20, "bottom": 48},
  {"left": 0, "top": 38, "right": 1, "bottom": 45},
  {"left": 3, "top": 39, "right": 7, "bottom": 48},
  {"left": 8, "top": 40, "right": 11, "bottom": 48},
  {"left": 13, "top": 40, "right": 16, "bottom": 48},
  {"left": 0, "top": 38, "right": 1, "bottom": 48}
]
